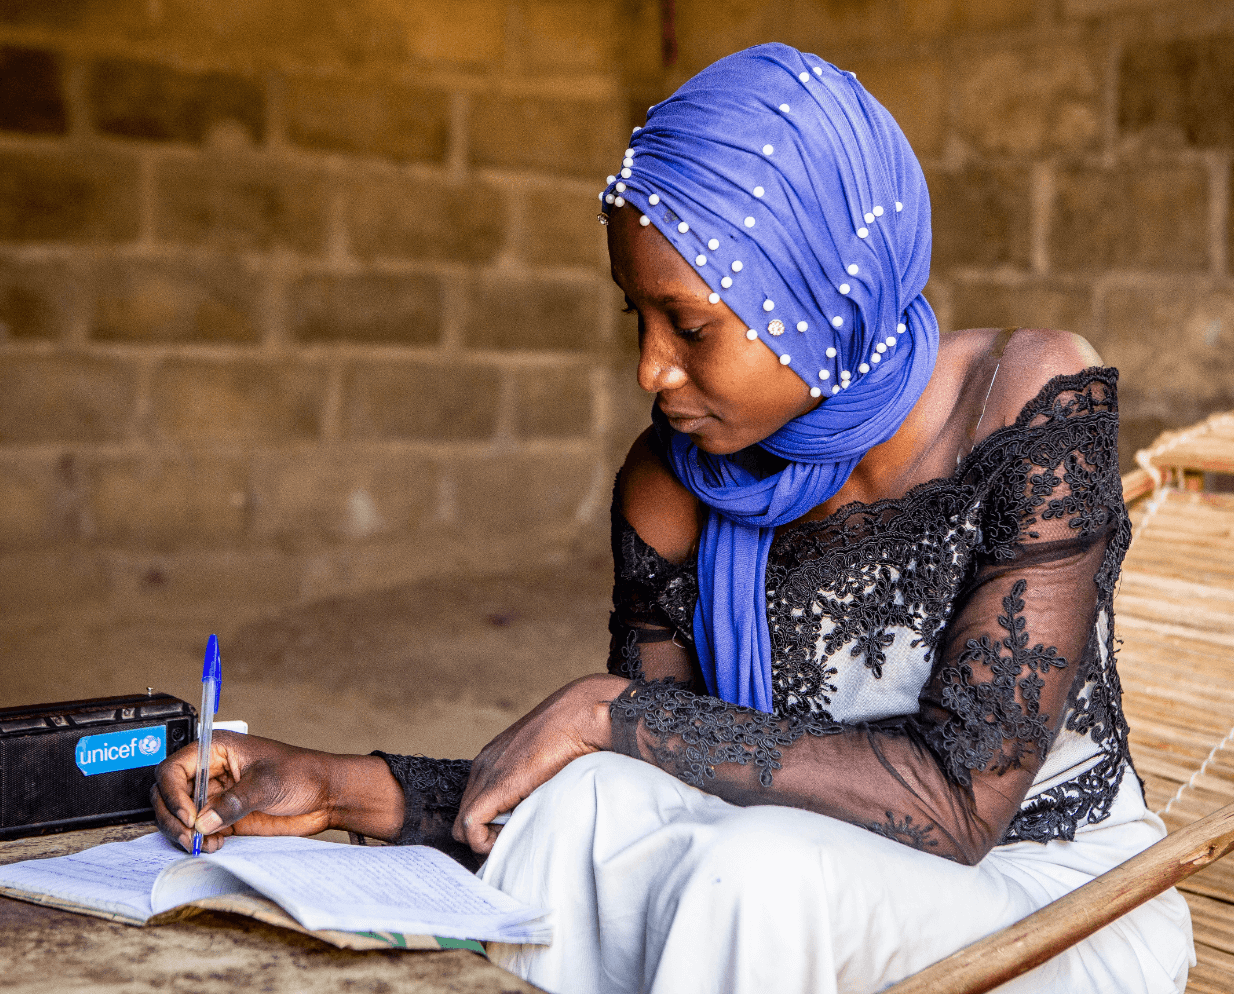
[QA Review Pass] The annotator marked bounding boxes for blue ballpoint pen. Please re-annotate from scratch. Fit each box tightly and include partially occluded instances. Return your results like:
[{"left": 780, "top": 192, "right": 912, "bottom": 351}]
[{"left": 191, "top": 634, "right": 222, "bottom": 856}]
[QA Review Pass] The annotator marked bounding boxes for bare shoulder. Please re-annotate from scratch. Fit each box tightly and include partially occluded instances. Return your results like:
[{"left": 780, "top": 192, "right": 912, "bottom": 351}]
[
  {"left": 617, "top": 428, "right": 703, "bottom": 564},
  {"left": 984, "top": 328, "right": 1105, "bottom": 432}
]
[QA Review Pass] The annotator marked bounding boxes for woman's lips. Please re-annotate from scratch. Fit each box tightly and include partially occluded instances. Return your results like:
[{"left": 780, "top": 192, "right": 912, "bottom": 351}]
[{"left": 660, "top": 408, "right": 711, "bottom": 433}]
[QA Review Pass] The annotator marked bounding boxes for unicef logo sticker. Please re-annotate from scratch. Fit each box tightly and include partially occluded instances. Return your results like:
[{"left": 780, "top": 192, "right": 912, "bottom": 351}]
[{"left": 76, "top": 725, "right": 167, "bottom": 776}]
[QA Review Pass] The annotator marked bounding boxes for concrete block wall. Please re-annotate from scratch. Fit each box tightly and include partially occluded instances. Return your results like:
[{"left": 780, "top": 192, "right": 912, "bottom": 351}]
[
  {"left": 4, "top": 0, "right": 1234, "bottom": 618},
  {"left": 0, "top": 0, "right": 638, "bottom": 617},
  {"left": 632, "top": 0, "right": 1234, "bottom": 467}
]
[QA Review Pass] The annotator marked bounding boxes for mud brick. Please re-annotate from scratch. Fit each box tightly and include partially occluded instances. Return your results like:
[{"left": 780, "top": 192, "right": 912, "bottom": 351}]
[
  {"left": 1101, "top": 283, "right": 1234, "bottom": 404},
  {"left": 927, "top": 165, "right": 1032, "bottom": 271},
  {"left": 463, "top": 273, "right": 597, "bottom": 350},
  {"left": 608, "top": 357, "right": 655, "bottom": 460},
  {"left": 0, "top": 355, "right": 137, "bottom": 444},
  {"left": 0, "top": 149, "right": 139, "bottom": 243},
  {"left": 1050, "top": 164, "right": 1208, "bottom": 272},
  {"left": 949, "top": 281, "right": 1094, "bottom": 336},
  {"left": 0, "top": 459, "right": 56, "bottom": 547},
  {"left": 346, "top": 176, "right": 506, "bottom": 263},
  {"left": 155, "top": 157, "right": 328, "bottom": 253},
  {"left": 521, "top": 185, "right": 606, "bottom": 268},
  {"left": 290, "top": 271, "right": 441, "bottom": 345},
  {"left": 284, "top": 76, "right": 449, "bottom": 163},
  {"left": 86, "top": 454, "right": 250, "bottom": 545},
  {"left": 402, "top": 0, "right": 504, "bottom": 65},
  {"left": 956, "top": 41, "right": 1101, "bottom": 155},
  {"left": 0, "top": 256, "right": 79, "bottom": 339},
  {"left": 452, "top": 451, "right": 597, "bottom": 530},
  {"left": 341, "top": 360, "right": 500, "bottom": 442},
  {"left": 249, "top": 451, "right": 437, "bottom": 541},
  {"left": 517, "top": 1, "right": 615, "bottom": 74},
  {"left": 1120, "top": 35, "right": 1234, "bottom": 148},
  {"left": 89, "top": 58, "right": 264, "bottom": 145},
  {"left": 469, "top": 93, "right": 619, "bottom": 179},
  {"left": 0, "top": 47, "right": 66, "bottom": 135},
  {"left": 847, "top": 56, "right": 945, "bottom": 158},
  {"left": 92, "top": 256, "right": 261, "bottom": 344},
  {"left": 151, "top": 358, "right": 326, "bottom": 443},
  {"left": 511, "top": 363, "right": 593, "bottom": 438}
]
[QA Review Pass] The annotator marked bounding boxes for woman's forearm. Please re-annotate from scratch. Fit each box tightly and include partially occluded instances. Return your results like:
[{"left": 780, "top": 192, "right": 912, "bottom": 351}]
[{"left": 325, "top": 753, "right": 408, "bottom": 842}]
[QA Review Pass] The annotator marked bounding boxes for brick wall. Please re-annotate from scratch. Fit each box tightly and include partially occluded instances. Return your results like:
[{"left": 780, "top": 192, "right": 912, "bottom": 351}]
[
  {"left": 0, "top": 0, "right": 641, "bottom": 616},
  {"left": 3, "top": 0, "right": 1233, "bottom": 618}
]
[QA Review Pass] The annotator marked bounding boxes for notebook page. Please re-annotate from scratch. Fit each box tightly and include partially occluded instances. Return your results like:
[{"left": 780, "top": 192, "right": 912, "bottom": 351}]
[{"left": 0, "top": 832, "right": 183, "bottom": 922}]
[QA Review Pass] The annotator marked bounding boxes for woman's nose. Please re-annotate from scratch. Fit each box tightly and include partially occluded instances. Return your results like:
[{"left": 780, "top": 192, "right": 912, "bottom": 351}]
[{"left": 637, "top": 325, "right": 688, "bottom": 393}]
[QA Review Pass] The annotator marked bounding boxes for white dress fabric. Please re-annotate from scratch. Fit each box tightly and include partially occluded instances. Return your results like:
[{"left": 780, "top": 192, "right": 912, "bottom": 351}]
[{"left": 481, "top": 752, "right": 1193, "bottom": 994}]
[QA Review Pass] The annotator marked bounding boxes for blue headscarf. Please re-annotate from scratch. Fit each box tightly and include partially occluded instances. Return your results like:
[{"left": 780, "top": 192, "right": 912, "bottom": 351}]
[{"left": 601, "top": 44, "right": 939, "bottom": 713}]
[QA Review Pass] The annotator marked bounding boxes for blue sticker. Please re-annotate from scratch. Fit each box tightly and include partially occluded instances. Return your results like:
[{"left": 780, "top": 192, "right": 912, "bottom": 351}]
[{"left": 75, "top": 725, "right": 166, "bottom": 776}]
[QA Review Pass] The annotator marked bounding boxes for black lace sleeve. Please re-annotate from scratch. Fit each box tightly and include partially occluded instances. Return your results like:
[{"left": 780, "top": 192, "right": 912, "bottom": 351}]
[
  {"left": 372, "top": 752, "right": 481, "bottom": 871},
  {"left": 607, "top": 478, "right": 703, "bottom": 689},
  {"left": 610, "top": 370, "right": 1128, "bottom": 865}
]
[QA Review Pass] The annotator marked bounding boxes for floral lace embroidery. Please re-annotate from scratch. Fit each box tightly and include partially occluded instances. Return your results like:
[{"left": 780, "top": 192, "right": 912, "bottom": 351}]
[{"left": 609, "top": 368, "right": 1133, "bottom": 849}]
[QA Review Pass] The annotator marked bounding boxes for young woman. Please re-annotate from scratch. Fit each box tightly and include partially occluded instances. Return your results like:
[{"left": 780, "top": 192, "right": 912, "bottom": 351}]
[{"left": 154, "top": 44, "right": 1193, "bottom": 994}]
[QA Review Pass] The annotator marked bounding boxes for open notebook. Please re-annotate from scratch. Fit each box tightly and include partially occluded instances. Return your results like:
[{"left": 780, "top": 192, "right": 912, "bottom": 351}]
[{"left": 0, "top": 832, "right": 550, "bottom": 950}]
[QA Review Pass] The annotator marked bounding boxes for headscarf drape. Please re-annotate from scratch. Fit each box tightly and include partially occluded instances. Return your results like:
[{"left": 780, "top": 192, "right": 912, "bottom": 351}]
[{"left": 601, "top": 44, "right": 939, "bottom": 713}]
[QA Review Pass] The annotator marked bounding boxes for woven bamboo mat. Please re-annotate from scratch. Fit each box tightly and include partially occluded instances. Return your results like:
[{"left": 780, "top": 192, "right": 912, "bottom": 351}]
[{"left": 1117, "top": 486, "right": 1234, "bottom": 992}]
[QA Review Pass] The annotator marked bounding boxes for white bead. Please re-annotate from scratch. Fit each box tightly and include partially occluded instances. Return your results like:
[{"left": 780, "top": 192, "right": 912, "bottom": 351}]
[
  {"left": 624, "top": 148, "right": 634, "bottom": 157},
  {"left": 746, "top": 329, "right": 758, "bottom": 340},
  {"left": 708, "top": 238, "right": 720, "bottom": 250},
  {"left": 614, "top": 196, "right": 625, "bottom": 207},
  {"left": 744, "top": 216, "right": 756, "bottom": 228},
  {"left": 873, "top": 205, "right": 884, "bottom": 216},
  {"left": 678, "top": 221, "right": 689, "bottom": 233},
  {"left": 858, "top": 363, "right": 869, "bottom": 374},
  {"left": 814, "top": 66, "right": 823, "bottom": 75},
  {"left": 871, "top": 353, "right": 881, "bottom": 363},
  {"left": 818, "top": 369, "right": 829, "bottom": 380},
  {"left": 753, "top": 186, "right": 765, "bottom": 197},
  {"left": 780, "top": 354, "right": 791, "bottom": 365},
  {"left": 886, "top": 336, "right": 896, "bottom": 347},
  {"left": 895, "top": 202, "right": 903, "bottom": 212},
  {"left": 762, "top": 144, "right": 774, "bottom": 155},
  {"left": 623, "top": 158, "right": 633, "bottom": 168},
  {"left": 632, "top": 127, "right": 641, "bottom": 133},
  {"left": 639, "top": 215, "right": 650, "bottom": 226},
  {"left": 768, "top": 319, "right": 786, "bottom": 337},
  {"left": 763, "top": 300, "right": 775, "bottom": 312},
  {"left": 649, "top": 194, "right": 660, "bottom": 205},
  {"left": 832, "top": 384, "right": 841, "bottom": 394},
  {"left": 810, "top": 387, "right": 821, "bottom": 398},
  {"left": 799, "top": 71, "right": 809, "bottom": 82},
  {"left": 826, "top": 347, "right": 837, "bottom": 358},
  {"left": 839, "top": 283, "right": 850, "bottom": 295},
  {"left": 842, "top": 380, "right": 850, "bottom": 389},
  {"left": 616, "top": 182, "right": 626, "bottom": 192},
  {"left": 708, "top": 292, "right": 720, "bottom": 304},
  {"left": 897, "top": 322, "right": 906, "bottom": 333},
  {"left": 831, "top": 316, "right": 843, "bottom": 328},
  {"left": 847, "top": 264, "right": 859, "bottom": 275},
  {"left": 857, "top": 227, "right": 868, "bottom": 238},
  {"left": 731, "top": 261, "right": 743, "bottom": 272},
  {"left": 841, "top": 369, "right": 851, "bottom": 379},
  {"left": 779, "top": 103, "right": 790, "bottom": 112},
  {"left": 598, "top": 192, "right": 604, "bottom": 201},
  {"left": 864, "top": 213, "right": 874, "bottom": 224},
  {"left": 876, "top": 342, "right": 887, "bottom": 353},
  {"left": 797, "top": 321, "right": 808, "bottom": 332},
  {"left": 721, "top": 276, "right": 732, "bottom": 288},
  {"left": 605, "top": 194, "right": 615, "bottom": 204},
  {"left": 621, "top": 168, "right": 632, "bottom": 178},
  {"left": 696, "top": 254, "right": 707, "bottom": 266},
  {"left": 607, "top": 175, "right": 616, "bottom": 184}
]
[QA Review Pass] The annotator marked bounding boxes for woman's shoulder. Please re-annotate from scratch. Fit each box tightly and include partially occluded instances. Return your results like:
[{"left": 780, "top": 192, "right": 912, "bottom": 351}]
[
  {"left": 967, "top": 327, "right": 1107, "bottom": 449},
  {"left": 617, "top": 428, "right": 704, "bottom": 565}
]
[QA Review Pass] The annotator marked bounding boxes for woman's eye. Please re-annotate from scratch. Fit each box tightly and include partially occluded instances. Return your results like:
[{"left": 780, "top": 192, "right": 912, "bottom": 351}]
[{"left": 675, "top": 325, "right": 704, "bottom": 342}]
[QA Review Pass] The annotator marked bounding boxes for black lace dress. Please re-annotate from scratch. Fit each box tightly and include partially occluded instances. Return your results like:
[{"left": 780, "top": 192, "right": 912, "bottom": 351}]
[{"left": 380, "top": 367, "right": 1134, "bottom": 867}]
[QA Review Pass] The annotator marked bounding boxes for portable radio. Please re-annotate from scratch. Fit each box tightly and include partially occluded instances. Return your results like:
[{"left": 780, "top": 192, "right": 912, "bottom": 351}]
[{"left": 0, "top": 692, "right": 197, "bottom": 840}]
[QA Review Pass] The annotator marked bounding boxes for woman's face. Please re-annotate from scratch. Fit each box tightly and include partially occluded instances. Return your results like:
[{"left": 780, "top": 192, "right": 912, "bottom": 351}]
[{"left": 608, "top": 204, "right": 819, "bottom": 455}]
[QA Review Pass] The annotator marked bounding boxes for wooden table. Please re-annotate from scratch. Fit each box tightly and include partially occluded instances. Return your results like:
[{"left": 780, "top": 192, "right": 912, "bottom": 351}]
[{"left": 0, "top": 822, "right": 543, "bottom": 993}]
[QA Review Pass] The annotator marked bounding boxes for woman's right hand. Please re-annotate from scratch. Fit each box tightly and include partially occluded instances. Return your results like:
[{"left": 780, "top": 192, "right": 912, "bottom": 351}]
[{"left": 152, "top": 732, "right": 403, "bottom": 853}]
